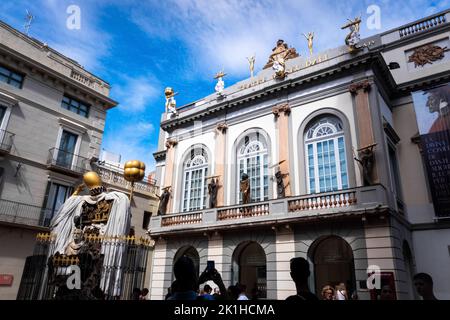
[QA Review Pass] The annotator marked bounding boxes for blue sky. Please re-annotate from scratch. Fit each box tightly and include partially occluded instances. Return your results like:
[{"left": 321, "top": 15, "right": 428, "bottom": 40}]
[{"left": 0, "top": 0, "right": 449, "bottom": 172}]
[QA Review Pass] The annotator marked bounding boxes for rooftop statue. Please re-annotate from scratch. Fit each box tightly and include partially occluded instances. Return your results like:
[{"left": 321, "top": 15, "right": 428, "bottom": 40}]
[
  {"left": 341, "top": 16, "right": 362, "bottom": 52},
  {"left": 302, "top": 32, "right": 314, "bottom": 56},
  {"left": 263, "top": 39, "right": 299, "bottom": 69},
  {"left": 165, "top": 87, "right": 178, "bottom": 118},
  {"left": 246, "top": 55, "right": 256, "bottom": 78},
  {"left": 214, "top": 71, "right": 226, "bottom": 96}
]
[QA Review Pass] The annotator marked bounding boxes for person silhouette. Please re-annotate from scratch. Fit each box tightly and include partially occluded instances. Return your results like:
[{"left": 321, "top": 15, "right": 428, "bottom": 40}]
[
  {"left": 414, "top": 273, "right": 438, "bottom": 300},
  {"left": 286, "top": 257, "right": 319, "bottom": 301},
  {"left": 167, "top": 256, "right": 198, "bottom": 300}
]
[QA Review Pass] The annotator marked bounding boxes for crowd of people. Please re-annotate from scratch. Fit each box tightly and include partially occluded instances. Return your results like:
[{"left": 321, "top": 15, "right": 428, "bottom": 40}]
[{"left": 134, "top": 256, "right": 438, "bottom": 301}]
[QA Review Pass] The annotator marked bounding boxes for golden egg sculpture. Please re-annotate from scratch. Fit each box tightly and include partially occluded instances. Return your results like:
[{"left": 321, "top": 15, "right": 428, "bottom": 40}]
[
  {"left": 83, "top": 171, "right": 103, "bottom": 189},
  {"left": 124, "top": 160, "right": 146, "bottom": 182}
]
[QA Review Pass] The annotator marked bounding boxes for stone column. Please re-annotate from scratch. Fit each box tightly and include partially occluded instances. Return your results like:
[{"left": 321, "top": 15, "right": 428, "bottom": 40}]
[
  {"left": 349, "top": 80, "right": 378, "bottom": 183},
  {"left": 274, "top": 226, "right": 297, "bottom": 299},
  {"left": 163, "top": 138, "right": 177, "bottom": 214},
  {"left": 214, "top": 123, "right": 228, "bottom": 207},
  {"left": 350, "top": 81, "right": 375, "bottom": 147},
  {"left": 272, "top": 104, "right": 292, "bottom": 196},
  {"left": 149, "top": 238, "right": 169, "bottom": 300}
]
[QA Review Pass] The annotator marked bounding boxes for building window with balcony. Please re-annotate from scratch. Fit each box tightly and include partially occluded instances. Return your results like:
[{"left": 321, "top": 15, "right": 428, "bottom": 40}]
[
  {"left": 41, "top": 182, "right": 73, "bottom": 226},
  {"left": 0, "top": 64, "right": 24, "bottom": 88},
  {"left": 56, "top": 130, "right": 79, "bottom": 168},
  {"left": 237, "top": 132, "right": 269, "bottom": 203},
  {"left": 181, "top": 148, "right": 208, "bottom": 212},
  {"left": 305, "top": 116, "right": 348, "bottom": 193},
  {"left": 61, "top": 95, "right": 90, "bottom": 118}
]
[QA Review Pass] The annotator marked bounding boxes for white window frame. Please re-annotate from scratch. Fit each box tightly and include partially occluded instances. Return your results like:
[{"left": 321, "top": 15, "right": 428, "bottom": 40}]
[
  {"left": 237, "top": 139, "right": 269, "bottom": 203},
  {"left": 54, "top": 118, "right": 87, "bottom": 170},
  {"left": 0, "top": 91, "right": 18, "bottom": 143},
  {"left": 305, "top": 118, "right": 348, "bottom": 194},
  {"left": 181, "top": 153, "right": 208, "bottom": 212}
]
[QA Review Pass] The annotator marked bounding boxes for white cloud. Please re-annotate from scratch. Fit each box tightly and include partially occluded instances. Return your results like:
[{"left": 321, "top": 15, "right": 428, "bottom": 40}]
[
  {"left": 102, "top": 121, "right": 157, "bottom": 172},
  {"left": 127, "top": 0, "right": 450, "bottom": 78},
  {"left": 112, "top": 76, "right": 160, "bottom": 112}
]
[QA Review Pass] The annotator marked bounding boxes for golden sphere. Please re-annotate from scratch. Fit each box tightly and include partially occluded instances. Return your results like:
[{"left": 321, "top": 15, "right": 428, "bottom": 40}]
[
  {"left": 83, "top": 171, "right": 103, "bottom": 189},
  {"left": 124, "top": 160, "right": 146, "bottom": 182}
]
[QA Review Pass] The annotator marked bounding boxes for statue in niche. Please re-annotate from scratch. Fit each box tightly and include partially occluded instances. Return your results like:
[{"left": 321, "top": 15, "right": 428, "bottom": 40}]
[
  {"left": 208, "top": 177, "right": 219, "bottom": 208},
  {"left": 275, "top": 170, "right": 289, "bottom": 198},
  {"left": 354, "top": 144, "right": 376, "bottom": 186},
  {"left": 240, "top": 173, "right": 251, "bottom": 204},
  {"left": 157, "top": 187, "right": 171, "bottom": 215}
]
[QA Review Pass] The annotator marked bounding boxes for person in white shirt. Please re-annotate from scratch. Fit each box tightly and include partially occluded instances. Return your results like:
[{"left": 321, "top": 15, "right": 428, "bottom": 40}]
[{"left": 237, "top": 284, "right": 249, "bottom": 300}]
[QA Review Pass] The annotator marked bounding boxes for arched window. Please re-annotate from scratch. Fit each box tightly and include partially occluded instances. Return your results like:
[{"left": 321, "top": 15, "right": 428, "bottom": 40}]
[
  {"left": 182, "top": 148, "right": 208, "bottom": 211},
  {"left": 237, "top": 132, "right": 269, "bottom": 202},
  {"left": 305, "top": 116, "right": 348, "bottom": 193}
]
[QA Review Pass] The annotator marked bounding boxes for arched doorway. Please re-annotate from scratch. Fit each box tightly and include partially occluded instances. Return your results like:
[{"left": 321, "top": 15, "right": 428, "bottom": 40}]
[
  {"left": 232, "top": 242, "right": 267, "bottom": 298},
  {"left": 309, "top": 236, "right": 355, "bottom": 297},
  {"left": 173, "top": 246, "right": 200, "bottom": 280}
]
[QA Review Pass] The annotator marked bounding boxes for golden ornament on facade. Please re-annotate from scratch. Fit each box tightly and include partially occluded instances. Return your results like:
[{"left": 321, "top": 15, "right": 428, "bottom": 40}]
[{"left": 124, "top": 160, "right": 146, "bottom": 182}]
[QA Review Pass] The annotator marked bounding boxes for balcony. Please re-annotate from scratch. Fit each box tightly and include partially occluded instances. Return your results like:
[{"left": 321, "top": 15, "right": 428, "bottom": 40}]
[
  {"left": 47, "top": 148, "right": 88, "bottom": 176},
  {"left": 0, "top": 198, "right": 50, "bottom": 228},
  {"left": 0, "top": 129, "right": 14, "bottom": 154},
  {"left": 95, "top": 165, "right": 159, "bottom": 197},
  {"left": 149, "top": 185, "right": 391, "bottom": 236}
]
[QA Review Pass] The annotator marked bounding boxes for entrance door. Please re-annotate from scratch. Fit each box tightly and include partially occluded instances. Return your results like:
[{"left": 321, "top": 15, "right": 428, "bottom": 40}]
[
  {"left": 234, "top": 242, "right": 267, "bottom": 298},
  {"left": 312, "top": 236, "right": 355, "bottom": 296}
]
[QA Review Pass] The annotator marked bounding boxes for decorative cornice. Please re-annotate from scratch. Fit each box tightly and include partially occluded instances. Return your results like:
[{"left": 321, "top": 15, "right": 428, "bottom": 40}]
[
  {"left": 349, "top": 80, "right": 371, "bottom": 94},
  {"left": 272, "top": 103, "right": 291, "bottom": 118},
  {"left": 165, "top": 138, "right": 178, "bottom": 149},
  {"left": 153, "top": 150, "right": 167, "bottom": 161},
  {"left": 216, "top": 122, "right": 228, "bottom": 133}
]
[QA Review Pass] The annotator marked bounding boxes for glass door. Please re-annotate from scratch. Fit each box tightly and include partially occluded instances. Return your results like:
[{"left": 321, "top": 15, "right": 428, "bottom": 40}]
[{"left": 56, "top": 130, "right": 78, "bottom": 169}]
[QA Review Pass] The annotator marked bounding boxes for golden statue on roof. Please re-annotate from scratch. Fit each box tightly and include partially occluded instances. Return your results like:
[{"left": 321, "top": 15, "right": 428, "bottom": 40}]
[{"left": 263, "top": 39, "right": 299, "bottom": 69}]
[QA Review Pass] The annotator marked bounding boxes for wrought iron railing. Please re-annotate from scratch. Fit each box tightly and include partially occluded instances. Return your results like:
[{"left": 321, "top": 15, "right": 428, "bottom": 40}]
[
  {"left": 17, "top": 233, "right": 152, "bottom": 300},
  {"left": 0, "top": 198, "right": 50, "bottom": 227},
  {"left": 47, "top": 148, "right": 88, "bottom": 175},
  {"left": 0, "top": 129, "right": 14, "bottom": 153}
]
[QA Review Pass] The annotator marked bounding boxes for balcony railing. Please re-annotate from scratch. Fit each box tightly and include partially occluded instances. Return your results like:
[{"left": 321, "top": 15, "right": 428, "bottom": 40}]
[
  {"left": 0, "top": 198, "right": 50, "bottom": 228},
  {"left": 0, "top": 129, "right": 14, "bottom": 153},
  {"left": 149, "top": 185, "right": 391, "bottom": 235},
  {"left": 399, "top": 12, "right": 447, "bottom": 38},
  {"left": 96, "top": 166, "right": 159, "bottom": 196},
  {"left": 47, "top": 148, "right": 88, "bottom": 175}
]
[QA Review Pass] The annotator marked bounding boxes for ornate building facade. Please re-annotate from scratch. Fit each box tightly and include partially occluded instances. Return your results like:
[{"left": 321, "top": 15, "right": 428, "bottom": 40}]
[
  {"left": 0, "top": 20, "right": 116, "bottom": 299},
  {"left": 149, "top": 10, "right": 450, "bottom": 300}
]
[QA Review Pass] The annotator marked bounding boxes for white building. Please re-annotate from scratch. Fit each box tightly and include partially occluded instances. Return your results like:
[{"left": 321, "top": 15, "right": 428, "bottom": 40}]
[{"left": 149, "top": 11, "right": 450, "bottom": 300}]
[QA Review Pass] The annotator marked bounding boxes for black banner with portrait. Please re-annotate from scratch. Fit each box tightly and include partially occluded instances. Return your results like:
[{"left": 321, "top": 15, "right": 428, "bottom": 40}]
[{"left": 413, "top": 83, "right": 450, "bottom": 217}]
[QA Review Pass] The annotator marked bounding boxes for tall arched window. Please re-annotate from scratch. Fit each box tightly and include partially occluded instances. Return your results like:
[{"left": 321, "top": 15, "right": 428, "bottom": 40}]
[
  {"left": 182, "top": 148, "right": 208, "bottom": 211},
  {"left": 237, "top": 132, "right": 269, "bottom": 202},
  {"left": 305, "top": 116, "right": 348, "bottom": 193}
]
